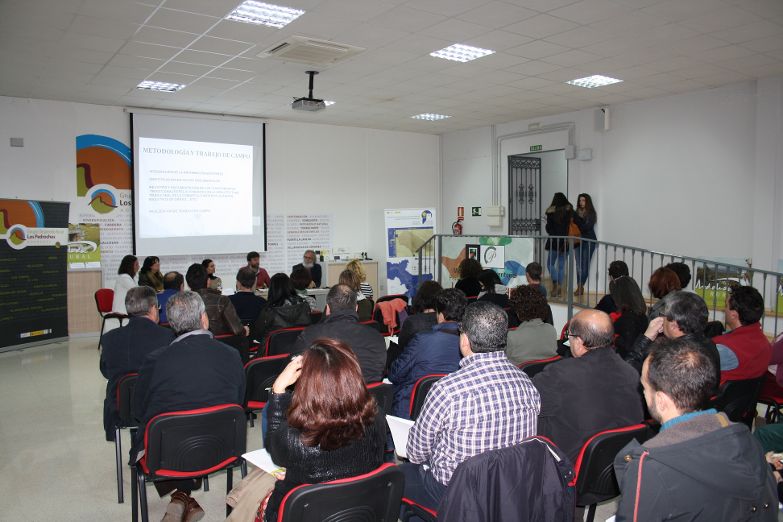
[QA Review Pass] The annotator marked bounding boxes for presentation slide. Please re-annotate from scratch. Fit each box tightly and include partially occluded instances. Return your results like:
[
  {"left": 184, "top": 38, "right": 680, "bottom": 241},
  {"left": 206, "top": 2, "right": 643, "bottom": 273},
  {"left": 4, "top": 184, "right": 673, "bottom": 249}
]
[{"left": 131, "top": 112, "right": 265, "bottom": 256}]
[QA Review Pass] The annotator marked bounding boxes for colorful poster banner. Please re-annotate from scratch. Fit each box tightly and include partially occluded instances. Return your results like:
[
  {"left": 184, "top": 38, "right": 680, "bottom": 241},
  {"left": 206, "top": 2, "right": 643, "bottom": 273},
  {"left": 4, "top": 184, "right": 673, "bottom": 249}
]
[
  {"left": 0, "top": 199, "right": 70, "bottom": 349},
  {"left": 67, "top": 223, "right": 101, "bottom": 269},
  {"left": 384, "top": 208, "right": 436, "bottom": 297}
]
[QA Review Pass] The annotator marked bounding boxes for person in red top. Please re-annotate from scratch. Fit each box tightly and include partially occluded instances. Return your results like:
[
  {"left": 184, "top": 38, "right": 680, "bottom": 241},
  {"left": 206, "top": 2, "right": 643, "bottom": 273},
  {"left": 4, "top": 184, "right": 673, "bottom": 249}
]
[
  {"left": 247, "top": 251, "right": 271, "bottom": 289},
  {"left": 713, "top": 285, "right": 771, "bottom": 382}
]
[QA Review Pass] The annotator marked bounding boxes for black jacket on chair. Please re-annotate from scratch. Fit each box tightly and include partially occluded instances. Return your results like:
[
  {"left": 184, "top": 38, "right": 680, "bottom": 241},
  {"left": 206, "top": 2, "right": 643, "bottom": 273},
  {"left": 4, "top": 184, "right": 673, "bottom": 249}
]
[
  {"left": 99, "top": 317, "right": 174, "bottom": 440},
  {"left": 293, "top": 309, "right": 387, "bottom": 383}
]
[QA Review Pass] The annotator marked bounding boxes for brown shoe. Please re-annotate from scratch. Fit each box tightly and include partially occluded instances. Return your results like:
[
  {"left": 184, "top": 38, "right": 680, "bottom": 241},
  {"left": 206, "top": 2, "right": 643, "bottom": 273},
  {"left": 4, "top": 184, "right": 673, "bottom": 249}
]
[
  {"left": 161, "top": 491, "right": 188, "bottom": 522},
  {"left": 184, "top": 496, "right": 205, "bottom": 522}
]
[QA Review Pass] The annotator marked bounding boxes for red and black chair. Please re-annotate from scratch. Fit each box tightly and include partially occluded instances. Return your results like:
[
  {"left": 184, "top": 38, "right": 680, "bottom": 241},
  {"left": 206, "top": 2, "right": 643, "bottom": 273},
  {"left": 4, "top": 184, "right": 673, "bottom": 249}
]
[
  {"left": 709, "top": 375, "right": 766, "bottom": 429},
  {"left": 571, "top": 424, "right": 651, "bottom": 522},
  {"left": 244, "top": 354, "right": 290, "bottom": 425},
  {"left": 214, "top": 333, "right": 250, "bottom": 364},
  {"left": 367, "top": 382, "right": 394, "bottom": 415},
  {"left": 373, "top": 295, "right": 409, "bottom": 335},
  {"left": 264, "top": 326, "right": 306, "bottom": 356},
  {"left": 409, "top": 374, "right": 446, "bottom": 421},
  {"left": 758, "top": 373, "right": 783, "bottom": 423},
  {"left": 360, "top": 319, "right": 383, "bottom": 332},
  {"left": 130, "top": 404, "right": 247, "bottom": 522},
  {"left": 95, "top": 288, "right": 127, "bottom": 350},
  {"left": 517, "top": 355, "right": 563, "bottom": 378},
  {"left": 112, "top": 372, "right": 138, "bottom": 504},
  {"left": 277, "top": 463, "right": 404, "bottom": 522}
]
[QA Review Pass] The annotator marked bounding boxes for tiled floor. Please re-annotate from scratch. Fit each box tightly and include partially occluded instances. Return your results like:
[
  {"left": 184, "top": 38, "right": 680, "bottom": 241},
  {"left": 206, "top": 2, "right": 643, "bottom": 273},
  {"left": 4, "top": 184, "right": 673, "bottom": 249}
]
[{"left": 0, "top": 337, "right": 642, "bottom": 522}]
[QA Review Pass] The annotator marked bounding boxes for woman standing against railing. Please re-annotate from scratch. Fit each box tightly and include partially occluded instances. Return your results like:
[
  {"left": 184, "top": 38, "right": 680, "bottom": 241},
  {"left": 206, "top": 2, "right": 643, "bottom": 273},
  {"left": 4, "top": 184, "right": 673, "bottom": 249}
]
[
  {"left": 573, "top": 193, "right": 597, "bottom": 297},
  {"left": 544, "top": 192, "right": 573, "bottom": 298}
]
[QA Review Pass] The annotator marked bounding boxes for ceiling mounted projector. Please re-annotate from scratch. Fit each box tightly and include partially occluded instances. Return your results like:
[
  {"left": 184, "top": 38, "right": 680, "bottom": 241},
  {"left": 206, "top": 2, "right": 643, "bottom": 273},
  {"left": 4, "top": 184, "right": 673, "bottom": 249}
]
[{"left": 292, "top": 70, "right": 326, "bottom": 111}]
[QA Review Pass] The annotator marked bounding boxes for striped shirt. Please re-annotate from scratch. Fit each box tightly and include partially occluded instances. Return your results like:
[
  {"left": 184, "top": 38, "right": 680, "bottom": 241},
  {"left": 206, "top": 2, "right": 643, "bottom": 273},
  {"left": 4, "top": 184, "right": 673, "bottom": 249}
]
[
  {"left": 360, "top": 282, "right": 374, "bottom": 300},
  {"left": 407, "top": 350, "right": 540, "bottom": 485}
]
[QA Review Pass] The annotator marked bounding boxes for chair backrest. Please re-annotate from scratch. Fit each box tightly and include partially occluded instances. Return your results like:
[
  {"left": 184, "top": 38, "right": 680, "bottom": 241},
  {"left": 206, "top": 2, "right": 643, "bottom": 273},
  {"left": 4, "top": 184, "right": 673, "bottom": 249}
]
[
  {"left": 143, "top": 404, "right": 247, "bottom": 478},
  {"left": 359, "top": 319, "right": 383, "bottom": 332},
  {"left": 375, "top": 294, "right": 408, "bottom": 305},
  {"left": 409, "top": 374, "right": 446, "bottom": 421},
  {"left": 517, "top": 356, "right": 563, "bottom": 378},
  {"left": 95, "top": 288, "right": 114, "bottom": 314},
  {"left": 571, "top": 424, "right": 651, "bottom": 507},
  {"left": 245, "top": 355, "right": 290, "bottom": 407},
  {"left": 116, "top": 372, "right": 138, "bottom": 427},
  {"left": 265, "top": 327, "right": 306, "bottom": 356},
  {"left": 277, "top": 463, "right": 404, "bottom": 522},
  {"left": 309, "top": 310, "right": 323, "bottom": 324},
  {"left": 711, "top": 375, "right": 766, "bottom": 428},
  {"left": 367, "top": 382, "right": 394, "bottom": 414}
]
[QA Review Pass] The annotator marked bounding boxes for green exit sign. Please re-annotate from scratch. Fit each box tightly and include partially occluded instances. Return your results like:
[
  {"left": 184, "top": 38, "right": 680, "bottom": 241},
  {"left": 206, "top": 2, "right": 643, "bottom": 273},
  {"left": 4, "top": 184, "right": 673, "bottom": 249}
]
[{"left": 530, "top": 145, "right": 543, "bottom": 152}]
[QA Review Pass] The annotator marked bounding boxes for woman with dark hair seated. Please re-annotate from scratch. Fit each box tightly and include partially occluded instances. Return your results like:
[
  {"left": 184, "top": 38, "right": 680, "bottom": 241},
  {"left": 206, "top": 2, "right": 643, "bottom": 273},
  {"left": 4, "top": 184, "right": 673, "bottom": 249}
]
[
  {"left": 477, "top": 269, "right": 508, "bottom": 308},
  {"left": 609, "top": 276, "right": 649, "bottom": 359},
  {"left": 506, "top": 285, "right": 557, "bottom": 365},
  {"left": 137, "top": 256, "right": 163, "bottom": 292},
  {"left": 252, "top": 273, "right": 311, "bottom": 344},
  {"left": 397, "top": 280, "right": 442, "bottom": 352},
  {"left": 454, "top": 257, "right": 482, "bottom": 297},
  {"left": 229, "top": 339, "right": 386, "bottom": 521},
  {"left": 202, "top": 258, "right": 223, "bottom": 292},
  {"left": 647, "top": 267, "right": 681, "bottom": 319},
  {"left": 290, "top": 265, "right": 318, "bottom": 312}
]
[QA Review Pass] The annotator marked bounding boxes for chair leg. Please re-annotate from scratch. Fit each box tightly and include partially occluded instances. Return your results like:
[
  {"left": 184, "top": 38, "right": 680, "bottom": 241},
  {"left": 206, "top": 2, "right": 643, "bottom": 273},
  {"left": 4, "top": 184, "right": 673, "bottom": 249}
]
[
  {"left": 138, "top": 471, "right": 149, "bottom": 522},
  {"left": 249, "top": 413, "right": 254, "bottom": 427},
  {"left": 241, "top": 460, "right": 247, "bottom": 478},
  {"left": 203, "top": 474, "right": 209, "bottom": 492},
  {"left": 226, "top": 467, "right": 234, "bottom": 517},
  {"left": 131, "top": 466, "right": 138, "bottom": 522},
  {"left": 586, "top": 503, "right": 597, "bottom": 522},
  {"left": 115, "top": 427, "right": 124, "bottom": 503},
  {"left": 98, "top": 317, "right": 106, "bottom": 350}
]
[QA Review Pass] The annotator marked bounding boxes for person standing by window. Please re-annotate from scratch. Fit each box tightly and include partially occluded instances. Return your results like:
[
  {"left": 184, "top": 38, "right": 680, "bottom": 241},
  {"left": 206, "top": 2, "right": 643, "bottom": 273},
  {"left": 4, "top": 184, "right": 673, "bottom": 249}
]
[{"left": 573, "top": 193, "right": 597, "bottom": 297}]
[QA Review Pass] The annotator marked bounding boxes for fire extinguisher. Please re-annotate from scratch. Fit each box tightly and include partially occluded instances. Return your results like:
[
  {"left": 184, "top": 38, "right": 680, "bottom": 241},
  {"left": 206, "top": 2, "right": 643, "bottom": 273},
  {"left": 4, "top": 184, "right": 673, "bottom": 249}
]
[{"left": 452, "top": 206, "right": 464, "bottom": 235}]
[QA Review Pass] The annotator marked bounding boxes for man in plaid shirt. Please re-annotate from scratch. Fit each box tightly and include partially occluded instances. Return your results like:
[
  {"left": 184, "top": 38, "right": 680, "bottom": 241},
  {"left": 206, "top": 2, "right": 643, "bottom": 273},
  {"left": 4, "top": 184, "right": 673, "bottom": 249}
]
[{"left": 401, "top": 301, "right": 541, "bottom": 514}]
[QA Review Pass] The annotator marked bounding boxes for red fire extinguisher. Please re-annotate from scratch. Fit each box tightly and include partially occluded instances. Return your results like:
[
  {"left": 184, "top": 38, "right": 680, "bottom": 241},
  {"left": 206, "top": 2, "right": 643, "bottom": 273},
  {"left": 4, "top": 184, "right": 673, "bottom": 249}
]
[{"left": 452, "top": 206, "right": 464, "bottom": 235}]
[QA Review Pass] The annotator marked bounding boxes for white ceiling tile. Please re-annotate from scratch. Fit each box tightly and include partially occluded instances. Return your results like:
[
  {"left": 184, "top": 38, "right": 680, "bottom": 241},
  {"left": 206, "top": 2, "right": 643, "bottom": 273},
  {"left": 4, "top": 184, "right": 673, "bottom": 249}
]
[
  {"left": 587, "top": 10, "right": 670, "bottom": 36},
  {"left": 466, "top": 51, "right": 529, "bottom": 68},
  {"left": 161, "top": 0, "right": 241, "bottom": 18},
  {"left": 366, "top": 6, "right": 446, "bottom": 33},
  {"left": 175, "top": 49, "right": 233, "bottom": 66},
  {"left": 191, "top": 76, "right": 240, "bottom": 89},
  {"left": 542, "top": 49, "right": 600, "bottom": 67},
  {"left": 511, "top": 0, "right": 581, "bottom": 12},
  {"left": 67, "top": 15, "right": 141, "bottom": 40},
  {"left": 134, "top": 26, "right": 201, "bottom": 48},
  {"left": 507, "top": 59, "right": 563, "bottom": 75},
  {"left": 679, "top": 7, "right": 762, "bottom": 33},
  {"left": 536, "top": 67, "right": 592, "bottom": 81},
  {"left": 109, "top": 54, "right": 166, "bottom": 70},
  {"left": 222, "top": 56, "right": 281, "bottom": 74},
  {"left": 48, "top": 48, "right": 117, "bottom": 65},
  {"left": 709, "top": 20, "right": 783, "bottom": 45},
  {"left": 686, "top": 44, "right": 758, "bottom": 62},
  {"left": 639, "top": 0, "right": 729, "bottom": 24},
  {"left": 463, "top": 30, "right": 532, "bottom": 52},
  {"left": 121, "top": 41, "right": 182, "bottom": 60},
  {"left": 504, "top": 14, "right": 579, "bottom": 39},
  {"left": 207, "top": 20, "right": 280, "bottom": 44},
  {"left": 457, "top": 1, "right": 539, "bottom": 27},
  {"left": 506, "top": 39, "right": 570, "bottom": 59},
  {"left": 405, "top": 0, "right": 492, "bottom": 17},
  {"left": 423, "top": 18, "right": 492, "bottom": 42},
  {"left": 60, "top": 33, "right": 126, "bottom": 54},
  {"left": 743, "top": 35, "right": 783, "bottom": 53},
  {"left": 187, "top": 36, "right": 256, "bottom": 55},
  {"left": 548, "top": 0, "right": 634, "bottom": 25},
  {"left": 311, "top": 0, "right": 400, "bottom": 22},
  {"left": 509, "top": 76, "right": 556, "bottom": 89},
  {"left": 543, "top": 26, "right": 611, "bottom": 48},
  {"left": 145, "top": 7, "right": 220, "bottom": 34},
  {"left": 159, "top": 61, "right": 216, "bottom": 76},
  {"left": 668, "top": 34, "right": 728, "bottom": 53},
  {"left": 728, "top": 0, "right": 783, "bottom": 18}
]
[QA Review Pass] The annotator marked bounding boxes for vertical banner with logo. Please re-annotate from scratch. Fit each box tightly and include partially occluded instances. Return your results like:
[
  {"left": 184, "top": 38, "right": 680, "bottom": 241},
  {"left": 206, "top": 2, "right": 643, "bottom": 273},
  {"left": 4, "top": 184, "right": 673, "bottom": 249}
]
[
  {"left": 384, "top": 208, "right": 436, "bottom": 297},
  {"left": 0, "top": 199, "right": 70, "bottom": 349},
  {"left": 74, "top": 134, "right": 132, "bottom": 289}
]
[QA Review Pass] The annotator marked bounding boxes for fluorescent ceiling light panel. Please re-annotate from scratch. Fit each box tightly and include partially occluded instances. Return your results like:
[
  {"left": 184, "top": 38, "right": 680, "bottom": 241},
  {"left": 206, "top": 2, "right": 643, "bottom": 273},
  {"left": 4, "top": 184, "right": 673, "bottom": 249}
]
[
  {"left": 430, "top": 44, "right": 495, "bottom": 63},
  {"left": 324, "top": 100, "right": 336, "bottom": 106},
  {"left": 136, "top": 80, "right": 186, "bottom": 92},
  {"left": 565, "top": 75, "right": 622, "bottom": 88},
  {"left": 225, "top": 1, "right": 305, "bottom": 28},
  {"left": 411, "top": 113, "right": 450, "bottom": 121}
]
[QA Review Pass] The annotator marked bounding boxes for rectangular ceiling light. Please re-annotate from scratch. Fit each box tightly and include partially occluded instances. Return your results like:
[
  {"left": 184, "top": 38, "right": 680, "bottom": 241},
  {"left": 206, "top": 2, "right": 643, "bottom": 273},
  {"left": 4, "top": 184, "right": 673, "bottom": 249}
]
[
  {"left": 136, "top": 80, "right": 186, "bottom": 92},
  {"left": 411, "top": 113, "right": 451, "bottom": 121},
  {"left": 324, "top": 100, "right": 336, "bottom": 106},
  {"left": 225, "top": 1, "right": 305, "bottom": 28},
  {"left": 566, "top": 75, "right": 622, "bottom": 88},
  {"left": 430, "top": 43, "right": 494, "bottom": 63}
]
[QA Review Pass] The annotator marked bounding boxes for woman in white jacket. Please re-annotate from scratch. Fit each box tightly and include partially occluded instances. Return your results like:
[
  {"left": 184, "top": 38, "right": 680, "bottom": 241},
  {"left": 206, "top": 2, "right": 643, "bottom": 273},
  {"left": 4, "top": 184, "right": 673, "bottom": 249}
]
[{"left": 112, "top": 254, "right": 138, "bottom": 314}]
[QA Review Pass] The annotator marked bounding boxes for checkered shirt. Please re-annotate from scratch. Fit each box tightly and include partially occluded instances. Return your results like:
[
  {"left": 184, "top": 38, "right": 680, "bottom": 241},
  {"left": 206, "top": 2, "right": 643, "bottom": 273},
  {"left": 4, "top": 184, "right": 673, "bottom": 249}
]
[{"left": 406, "top": 350, "right": 541, "bottom": 485}]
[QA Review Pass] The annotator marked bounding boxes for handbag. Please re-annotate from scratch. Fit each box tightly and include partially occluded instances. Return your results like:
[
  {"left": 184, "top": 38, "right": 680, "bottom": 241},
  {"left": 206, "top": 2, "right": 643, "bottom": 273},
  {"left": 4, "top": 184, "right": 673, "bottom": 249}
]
[
  {"left": 227, "top": 468, "right": 279, "bottom": 522},
  {"left": 568, "top": 219, "right": 581, "bottom": 246}
]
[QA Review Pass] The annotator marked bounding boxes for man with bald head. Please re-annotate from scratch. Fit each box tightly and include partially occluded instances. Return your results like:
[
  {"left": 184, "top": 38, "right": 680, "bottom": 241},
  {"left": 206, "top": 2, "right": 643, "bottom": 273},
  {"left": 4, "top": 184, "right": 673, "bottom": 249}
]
[{"left": 533, "top": 309, "right": 643, "bottom": 461}]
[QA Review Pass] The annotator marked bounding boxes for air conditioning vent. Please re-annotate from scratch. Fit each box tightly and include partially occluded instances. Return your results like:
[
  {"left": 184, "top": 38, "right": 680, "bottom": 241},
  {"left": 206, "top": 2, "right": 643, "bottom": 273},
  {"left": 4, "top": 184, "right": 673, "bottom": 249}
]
[{"left": 258, "top": 36, "right": 364, "bottom": 65}]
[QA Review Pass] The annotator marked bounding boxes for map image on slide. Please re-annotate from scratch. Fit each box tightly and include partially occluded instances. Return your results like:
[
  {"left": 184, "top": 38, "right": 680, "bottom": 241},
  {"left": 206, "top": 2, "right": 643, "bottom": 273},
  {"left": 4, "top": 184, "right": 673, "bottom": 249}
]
[{"left": 388, "top": 227, "right": 433, "bottom": 258}]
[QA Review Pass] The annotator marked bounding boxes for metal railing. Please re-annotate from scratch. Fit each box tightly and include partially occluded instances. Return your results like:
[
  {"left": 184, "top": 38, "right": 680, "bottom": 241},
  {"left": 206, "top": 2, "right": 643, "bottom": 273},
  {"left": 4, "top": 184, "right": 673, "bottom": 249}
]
[{"left": 416, "top": 234, "right": 782, "bottom": 336}]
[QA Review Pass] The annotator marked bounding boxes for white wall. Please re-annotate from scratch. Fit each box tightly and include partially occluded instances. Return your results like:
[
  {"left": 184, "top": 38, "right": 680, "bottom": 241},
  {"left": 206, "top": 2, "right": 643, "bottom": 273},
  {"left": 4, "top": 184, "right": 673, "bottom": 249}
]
[{"left": 442, "top": 77, "right": 783, "bottom": 274}]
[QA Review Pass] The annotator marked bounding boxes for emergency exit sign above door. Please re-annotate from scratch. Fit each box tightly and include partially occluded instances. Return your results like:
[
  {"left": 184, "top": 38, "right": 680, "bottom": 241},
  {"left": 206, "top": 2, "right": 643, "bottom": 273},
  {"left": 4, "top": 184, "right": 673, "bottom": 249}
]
[{"left": 530, "top": 145, "right": 542, "bottom": 152}]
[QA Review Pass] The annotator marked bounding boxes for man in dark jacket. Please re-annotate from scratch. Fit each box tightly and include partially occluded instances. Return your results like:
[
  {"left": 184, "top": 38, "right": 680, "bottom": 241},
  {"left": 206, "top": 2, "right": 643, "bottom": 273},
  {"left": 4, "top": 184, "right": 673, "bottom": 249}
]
[
  {"left": 614, "top": 337, "right": 776, "bottom": 521},
  {"left": 389, "top": 288, "right": 466, "bottom": 418},
  {"left": 533, "top": 309, "right": 643, "bottom": 462},
  {"left": 293, "top": 284, "right": 386, "bottom": 383},
  {"left": 132, "top": 291, "right": 245, "bottom": 521},
  {"left": 100, "top": 286, "right": 174, "bottom": 441}
]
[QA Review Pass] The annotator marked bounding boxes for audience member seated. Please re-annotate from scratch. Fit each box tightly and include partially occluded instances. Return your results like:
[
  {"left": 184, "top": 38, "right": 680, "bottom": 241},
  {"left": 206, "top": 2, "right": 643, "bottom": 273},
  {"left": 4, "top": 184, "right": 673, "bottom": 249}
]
[
  {"left": 112, "top": 254, "right": 138, "bottom": 314},
  {"left": 666, "top": 261, "right": 692, "bottom": 291},
  {"left": 713, "top": 285, "right": 771, "bottom": 382},
  {"left": 400, "top": 302, "right": 540, "bottom": 513},
  {"left": 595, "top": 260, "right": 629, "bottom": 314},
  {"left": 137, "top": 256, "right": 163, "bottom": 292},
  {"left": 252, "top": 273, "right": 311, "bottom": 345},
  {"left": 292, "top": 249, "right": 322, "bottom": 288},
  {"left": 389, "top": 288, "right": 467, "bottom": 418},
  {"left": 247, "top": 250, "right": 271, "bottom": 290},
  {"left": 132, "top": 291, "right": 245, "bottom": 520},
  {"left": 647, "top": 266, "right": 682, "bottom": 319},
  {"left": 157, "top": 271, "right": 183, "bottom": 324},
  {"left": 186, "top": 263, "right": 247, "bottom": 338},
  {"left": 533, "top": 309, "right": 643, "bottom": 462},
  {"left": 609, "top": 276, "right": 649, "bottom": 359},
  {"left": 99, "top": 286, "right": 174, "bottom": 441},
  {"left": 477, "top": 269, "right": 508, "bottom": 307},
  {"left": 625, "top": 291, "right": 720, "bottom": 389},
  {"left": 614, "top": 337, "right": 776, "bottom": 520},
  {"left": 293, "top": 284, "right": 386, "bottom": 383},
  {"left": 454, "top": 257, "right": 482, "bottom": 297},
  {"left": 525, "top": 261, "right": 547, "bottom": 298},
  {"left": 339, "top": 269, "right": 373, "bottom": 321},
  {"left": 289, "top": 265, "right": 318, "bottom": 312},
  {"left": 347, "top": 259, "right": 373, "bottom": 300},
  {"left": 246, "top": 339, "right": 385, "bottom": 522},
  {"left": 202, "top": 258, "right": 222, "bottom": 292},
  {"left": 229, "top": 266, "right": 267, "bottom": 325},
  {"left": 397, "top": 280, "right": 442, "bottom": 352},
  {"left": 506, "top": 285, "right": 557, "bottom": 365}
]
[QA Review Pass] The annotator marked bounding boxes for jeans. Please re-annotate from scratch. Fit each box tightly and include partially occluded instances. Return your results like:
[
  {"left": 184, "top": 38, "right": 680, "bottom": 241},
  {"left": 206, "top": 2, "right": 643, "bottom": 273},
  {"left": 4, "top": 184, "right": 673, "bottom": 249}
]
[
  {"left": 547, "top": 249, "right": 566, "bottom": 284},
  {"left": 399, "top": 463, "right": 447, "bottom": 520},
  {"left": 575, "top": 241, "right": 596, "bottom": 285}
]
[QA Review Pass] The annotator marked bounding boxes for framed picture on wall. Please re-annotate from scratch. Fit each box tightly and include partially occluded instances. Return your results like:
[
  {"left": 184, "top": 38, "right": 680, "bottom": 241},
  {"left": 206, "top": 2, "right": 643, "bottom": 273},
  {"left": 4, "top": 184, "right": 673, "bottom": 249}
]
[{"left": 466, "top": 244, "right": 479, "bottom": 260}]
